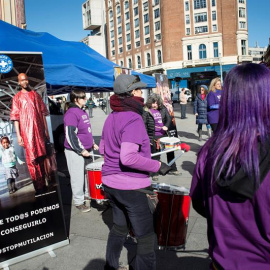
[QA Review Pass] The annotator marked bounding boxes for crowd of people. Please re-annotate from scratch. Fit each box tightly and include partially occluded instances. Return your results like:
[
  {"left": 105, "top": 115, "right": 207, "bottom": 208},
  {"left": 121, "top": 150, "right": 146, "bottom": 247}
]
[{"left": 4, "top": 47, "right": 270, "bottom": 269}]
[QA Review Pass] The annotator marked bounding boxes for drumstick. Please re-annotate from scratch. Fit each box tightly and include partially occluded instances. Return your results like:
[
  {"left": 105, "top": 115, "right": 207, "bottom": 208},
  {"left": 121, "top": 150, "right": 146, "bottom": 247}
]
[{"left": 151, "top": 147, "right": 179, "bottom": 157}]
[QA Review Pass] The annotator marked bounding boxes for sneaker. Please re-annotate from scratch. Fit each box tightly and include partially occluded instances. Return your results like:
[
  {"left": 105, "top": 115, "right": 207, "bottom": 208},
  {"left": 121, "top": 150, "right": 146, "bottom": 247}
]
[
  {"left": 84, "top": 195, "right": 91, "bottom": 201},
  {"left": 168, "top": 170, "right": 182, "bottom": 176},
  {"left": 76, "top": 204, "right": 91, "bottom": 213}
]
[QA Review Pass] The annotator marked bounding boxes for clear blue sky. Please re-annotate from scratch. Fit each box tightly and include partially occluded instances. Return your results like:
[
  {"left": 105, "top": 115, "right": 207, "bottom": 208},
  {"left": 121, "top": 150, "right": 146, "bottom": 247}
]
[{"left": 25, "top": 0, "right": 270, "bottom": 47}]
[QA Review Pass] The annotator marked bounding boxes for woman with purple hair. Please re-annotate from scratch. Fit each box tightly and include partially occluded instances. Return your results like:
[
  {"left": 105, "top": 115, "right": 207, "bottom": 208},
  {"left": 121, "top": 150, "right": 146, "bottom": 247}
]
[{"left": 190, "top": 63, "right": 270, "bottom": 269}]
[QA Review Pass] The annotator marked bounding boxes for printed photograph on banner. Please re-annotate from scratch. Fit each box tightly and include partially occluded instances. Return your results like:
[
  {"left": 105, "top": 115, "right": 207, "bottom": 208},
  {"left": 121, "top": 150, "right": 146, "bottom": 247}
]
[
  {"left": 114, "top": 67, "right": 131, "bottom": 80},
  {"left": 0, "top": 52, "right": 68, "bottom": 266},
  {"left": 154, "top": 74, "right": 178, "bottom": 137}
]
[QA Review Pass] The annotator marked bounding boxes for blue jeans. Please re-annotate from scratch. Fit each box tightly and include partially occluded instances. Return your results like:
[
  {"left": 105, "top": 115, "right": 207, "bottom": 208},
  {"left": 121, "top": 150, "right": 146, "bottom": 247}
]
[
  {"left": 104, "top": 185, "right": 156, "bottom": 270},
  {"left": 180, "top": 104, "right": 186, "bottom": 118}
]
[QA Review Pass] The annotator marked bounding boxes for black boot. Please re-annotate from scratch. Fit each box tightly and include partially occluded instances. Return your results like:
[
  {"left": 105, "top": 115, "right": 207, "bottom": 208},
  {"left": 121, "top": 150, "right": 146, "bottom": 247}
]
[
  {"left": 198, "top": 130, "right": 202, "bottom": 141},
  {"left": 11, "top": 179, "right": 17, "bottom": 193},
  {"left": 7, "top": 178, "right": 13, "bottom": 194}
]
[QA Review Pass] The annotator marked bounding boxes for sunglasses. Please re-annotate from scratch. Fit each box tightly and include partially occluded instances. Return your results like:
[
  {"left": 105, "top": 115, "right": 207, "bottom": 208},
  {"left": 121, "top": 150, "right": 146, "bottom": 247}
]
[
  {"left": 127, "top": 75, "right": 141, "bottom": 90},
  {"left": 79, "top": 96, "right": 86, "bottom": 99}
]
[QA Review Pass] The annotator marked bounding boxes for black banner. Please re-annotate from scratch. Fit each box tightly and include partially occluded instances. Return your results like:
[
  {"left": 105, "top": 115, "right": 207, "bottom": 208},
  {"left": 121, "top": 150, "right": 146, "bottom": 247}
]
[{"left": 0, "top": 52, "right": 68, "bottom": 267}]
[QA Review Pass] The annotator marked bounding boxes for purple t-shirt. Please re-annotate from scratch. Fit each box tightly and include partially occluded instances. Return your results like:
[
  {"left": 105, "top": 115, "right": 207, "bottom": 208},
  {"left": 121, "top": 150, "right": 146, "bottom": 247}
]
[
  {"left": 207, "top": 90, "right": 222, "bottom": 124},
  {"left": 64, "top": 107, "right": 93, "bottom": 150},
  {"left": 190, "top": 159, "right": 270, "bottom": 269},
  {"left": 150, "top": 109, "right": 165, "bottom": 136},
  {"left": 101, "top": 111, "right": 154, "bottom": 179}
]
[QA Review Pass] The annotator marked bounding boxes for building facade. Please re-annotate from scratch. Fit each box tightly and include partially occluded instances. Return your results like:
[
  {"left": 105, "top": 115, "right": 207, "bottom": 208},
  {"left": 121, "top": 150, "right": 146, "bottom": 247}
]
[
  {"left": 82, "top": 0, "right": 107, "bottom": 57},
  {"left": 105, "top": 0, "right": 252, "bottom": 95},
  {"left": 248, "top": 42, "right": 268, "bottom": 63},
  {"left": 0, "top": 0, "right": 26, "bottom": 29}
]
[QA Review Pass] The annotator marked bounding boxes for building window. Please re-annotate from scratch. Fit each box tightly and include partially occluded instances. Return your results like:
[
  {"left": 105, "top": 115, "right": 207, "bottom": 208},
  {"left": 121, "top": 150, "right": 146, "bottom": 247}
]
[
  {"left": 186, "top": 28, "right": 190, "bottom": 35},
  {"left": 239, "top": 7, "right": 246, "bottom": 18},
  {"left": 239, "top": 0, "right": 245, "bottom": 3},
  {"left": 145, "top": 37, "right": 150, "bottom": 44},
  {"left": 199, "top": 44, "right": 207, "bottom": 59},
  {"left": 119, "top": 47, "right": 123, "bottom": 53},
  {"left": 241, "top": 40, "right": 246, "bottom": 55},
  {"left": 120, "top": 61, "right": 124, "bottom": 66},
  {"left": 212, "top": 11, "right": 216, "bottom": 21},
  {"left": 137, "top": 56, "right": 141, "bottom": 68},
  {"left": 117, "top": 16, "right": 121, "bottom": 24},
  {"left": 118, "top": 37, "right": 123, "bottom": 45},
  {"left": 154, "top": 9, "right": 160, "bottom": 19},
  {"left": 212, "top": 0, "right": 216, "bottom": 7},
  {"left": 111, "top": 40, "right": 115, "bottom": 48},
  {"left": 126, "top": 22, "right": 130, "bottom": 31},
  {"left": 155, "top": 21, "right": 160, "bottom": 31},
  {"left": 110, "top": 20, "right": 114, "bottom": 28},
  {"left": 187, "top": 45, "right": 192, "bottom": 60},
  {"left": 194, "top": 0, "right": 206, "bottom": 9},
  {"left": 133, "top": 0, "right": 138, "bottom": 4},
  {"left": 195, "top": 26, "right": 208, "bottom": 34},
  {"left": 239, "top": 21, "right": 246, "bottom": 29},
  {"left": 109, "top": 10, "right": 113, "bottom": 19},
  {"left": 135, "top": 29, "right": 140, "bottom": 38},
  {"left": 144, "top": 14, "right": 149, "bottom": 23},
  {"left": 126, "top": 33, "right": 131, "bottom": 42},
  {"left": 213, "top": 42, "right": 219, "bottom": 57},
  {"left": 117, "top": 5, "right": 121, "bottom": 15},
  {"left": 112, "top": 50, "right": 115, "bottom": 56},
  {"left": 118, "top": 26, "right": 122, "bottom": 35},
  {"left": 125, "top": 1, "right": 129, "bottom": 9},
  {"left": 155, "top": 33, "right": 161, "bottom": 40},
  {"left": 136, "top": 41, "right": 140, "bottom": 47},
  {"left": 134, "top": 7, "right": 139, "bottom": 16},
  {"left": 110, "top": 30, "right": 114, "bottom": 38},
  {"left": 145, "top": 25, "right": 150, "bottom": 35},
  {"left": 147, "top": 53, "right": 151, "bottom": 66},
  {"left": 154, "top": 0, "right": 160, "bottom": 5},
  {"left": 194, "top": 12, "right": 207, "bottom": 23},
  {"left": 186, "top": 15, "right": 190, "bottom": 24},
  {"left": 125, "top": 12, "right": 130, "bottom": 20},
  {"left": 212, "top": 24, "right": 217, "bottom": 31},
  {"left": 127, "top": 44, "right": 131, "bottom": 50},
  {"left": 134, "top": 18, "right": 139, "bottom": 27},
  {"left": 157, "top": 50, "right": 162, "bottom": 64},
  {"left": 143, "top": 2, "right": 148, "bottom": 11},
  {"left": 185, "top": 1, "right": 189, "bottom": 11},
  {"left": 128, "top": 58, "right": 132, "bottom": 68}
]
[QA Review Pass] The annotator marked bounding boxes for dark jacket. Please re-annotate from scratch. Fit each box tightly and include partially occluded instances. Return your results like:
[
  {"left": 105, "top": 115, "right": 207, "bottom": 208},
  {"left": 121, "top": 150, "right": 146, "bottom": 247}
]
[
  {"left": 143, "top": 106, "right": 172, "bottom": 141},
  {"left": 194, "top": 94, "right": 208, "bottom": 125}
]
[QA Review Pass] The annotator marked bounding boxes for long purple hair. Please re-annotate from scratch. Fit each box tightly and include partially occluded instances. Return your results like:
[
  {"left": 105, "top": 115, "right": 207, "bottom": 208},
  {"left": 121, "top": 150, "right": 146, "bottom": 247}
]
[{"left": 196, "top": 63, "right": 270, "bottom": 185}]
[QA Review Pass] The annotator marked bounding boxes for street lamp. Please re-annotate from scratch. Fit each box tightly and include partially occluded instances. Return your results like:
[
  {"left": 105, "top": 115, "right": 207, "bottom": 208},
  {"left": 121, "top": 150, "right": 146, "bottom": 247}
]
[{"left": 219, "top": 53, "right": 223, "bottom": 85}]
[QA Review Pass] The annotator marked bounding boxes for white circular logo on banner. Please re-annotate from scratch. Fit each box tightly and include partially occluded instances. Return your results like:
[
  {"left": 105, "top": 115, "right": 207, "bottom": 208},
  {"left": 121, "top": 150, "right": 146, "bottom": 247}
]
[{"left": 0, "top": 55, "right": 13, "bottom": 74}]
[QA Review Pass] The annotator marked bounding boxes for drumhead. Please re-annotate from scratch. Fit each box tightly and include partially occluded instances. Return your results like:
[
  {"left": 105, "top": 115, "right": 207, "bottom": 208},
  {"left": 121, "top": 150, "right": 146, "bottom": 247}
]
[
  {"left": 159, "top": 137, "right": 180, "bottom": 144},
  {"left": 152, "top": 183, "right": 189, "bottom": 195},
  {"left": 86, "top": 161, "right": 104, "bottom": 171}
]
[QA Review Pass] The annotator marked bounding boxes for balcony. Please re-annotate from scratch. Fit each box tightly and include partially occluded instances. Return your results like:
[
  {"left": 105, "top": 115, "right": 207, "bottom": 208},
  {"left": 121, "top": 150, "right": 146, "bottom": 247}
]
[
  {"left": 238, "top": 55, "right": 253, "bottom": 63},
  {"left": 183, "top": 57, "right": 221, "bottom": 67}
]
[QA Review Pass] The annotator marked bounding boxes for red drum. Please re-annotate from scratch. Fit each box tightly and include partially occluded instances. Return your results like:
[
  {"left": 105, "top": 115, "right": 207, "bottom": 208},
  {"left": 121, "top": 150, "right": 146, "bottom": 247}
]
[
  {"left": 86, "top": 161, "right": 106, "bottom": 203},
  {"left": 152, "top": 183, "right": 191, "bottom": 250}
]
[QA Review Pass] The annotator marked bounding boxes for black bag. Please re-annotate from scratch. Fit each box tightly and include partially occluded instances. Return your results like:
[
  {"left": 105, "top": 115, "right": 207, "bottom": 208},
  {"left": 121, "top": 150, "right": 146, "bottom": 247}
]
[{"left": 137, "top": 188, "right": 158, "bottom": 214}]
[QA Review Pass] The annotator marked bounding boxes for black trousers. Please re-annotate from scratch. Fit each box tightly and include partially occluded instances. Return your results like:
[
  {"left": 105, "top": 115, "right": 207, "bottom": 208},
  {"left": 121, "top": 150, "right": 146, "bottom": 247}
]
[{"left": 104, "top": 185, "right": 156, "bottom": 270}]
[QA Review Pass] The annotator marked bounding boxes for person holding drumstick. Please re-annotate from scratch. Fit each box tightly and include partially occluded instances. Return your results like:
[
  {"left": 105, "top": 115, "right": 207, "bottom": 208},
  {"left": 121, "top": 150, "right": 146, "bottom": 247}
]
[
  {"left": 99, "top": 74, "right": 171, "bottom": 270},
  {"left": 190, "top": 63, "right": 270, "bottom": 269},
  {"left": 144, "top": 93, "right": 181, "bottom": 181},
  {"left": 64, "top": 90, "right": 99, "bottom": 213}
]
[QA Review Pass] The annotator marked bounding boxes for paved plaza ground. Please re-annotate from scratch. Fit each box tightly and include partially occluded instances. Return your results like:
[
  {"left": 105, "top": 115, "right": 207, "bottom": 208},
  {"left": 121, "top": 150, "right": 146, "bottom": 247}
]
[{"left": 7, "top": 102, "right": 211, "bottom": 270}]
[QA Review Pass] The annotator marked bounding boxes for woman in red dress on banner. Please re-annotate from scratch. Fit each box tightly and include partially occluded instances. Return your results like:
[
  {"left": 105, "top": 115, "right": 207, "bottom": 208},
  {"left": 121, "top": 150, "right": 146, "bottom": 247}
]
[{"left": 10, "top": 73, "right": 49, "bottom": 196}]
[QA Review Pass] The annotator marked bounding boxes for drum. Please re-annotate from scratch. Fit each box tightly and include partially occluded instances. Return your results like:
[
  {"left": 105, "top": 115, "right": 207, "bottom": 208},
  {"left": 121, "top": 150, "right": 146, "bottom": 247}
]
[
  {"left": 86, "top": 161, "right": 106, "bottom": 202},
  {"left": 159, "top": 137, "right": 181, "bottom": 151},
  {"left": 152, "top": 183, "right": 190, "bottom": 250}
]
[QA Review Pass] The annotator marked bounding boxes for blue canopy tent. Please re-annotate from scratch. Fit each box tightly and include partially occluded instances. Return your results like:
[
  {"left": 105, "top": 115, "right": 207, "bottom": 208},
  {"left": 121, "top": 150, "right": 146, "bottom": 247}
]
[{"left": 0, "top": 20, "right": 156, "bottom": 94}]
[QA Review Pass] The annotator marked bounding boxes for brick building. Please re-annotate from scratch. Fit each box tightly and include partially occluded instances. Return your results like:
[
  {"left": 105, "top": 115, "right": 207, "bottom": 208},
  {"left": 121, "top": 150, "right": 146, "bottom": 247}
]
[
  {"left": 0, "top": 0, "right": 26, "bottom": 29},
  {"left": 105, "top": 0, "right": 252, "bottom": 94}
]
